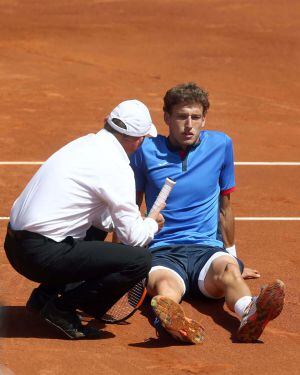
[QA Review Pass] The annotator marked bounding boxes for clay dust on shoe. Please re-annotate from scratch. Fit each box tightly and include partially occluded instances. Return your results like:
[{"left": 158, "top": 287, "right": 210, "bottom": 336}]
[
  {"left": 151, "top": 295, "right": 205, "bottom": 344},
  {"left": 237, "top": 280, "right": 285, "bottom": 343}
]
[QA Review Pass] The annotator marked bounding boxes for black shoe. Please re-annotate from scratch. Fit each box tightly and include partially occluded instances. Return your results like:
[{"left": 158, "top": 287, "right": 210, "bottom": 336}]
[
  {"left": 40, "top": 301, "right": 102, "bottom": 340},
  {"left": 26, "top": 288, "right": 58, "bottom": 312}
]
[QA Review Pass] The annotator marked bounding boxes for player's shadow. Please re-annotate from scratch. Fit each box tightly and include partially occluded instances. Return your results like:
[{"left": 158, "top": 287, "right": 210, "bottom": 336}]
[
  {"left": 0, "top": 306, "right": 115, "bottom": 340},
  {"left": 129, "top": 296, "right": 195, "bottom": 348},
  {"left": 186, "top": 295, "right": 240, "bottom": 342},
  {"left": 188, "top": 298, "right": 263, "bottom": 344}
]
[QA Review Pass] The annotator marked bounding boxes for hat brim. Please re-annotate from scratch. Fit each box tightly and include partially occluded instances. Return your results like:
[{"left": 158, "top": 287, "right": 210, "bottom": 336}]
[{"left": 146, "top": 123, "right": 157, "bottom": 137}]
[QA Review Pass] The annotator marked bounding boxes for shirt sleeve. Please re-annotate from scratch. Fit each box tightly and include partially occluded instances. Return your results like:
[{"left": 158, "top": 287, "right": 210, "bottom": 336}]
[
  {"left": 94, "top": 159, "right": 157, "bottom": 247},
  {"left": 92, "top": 208, "right": 114, "bottom": 232},
  {"left": 219, "top": 135, "right": 235, "bottom": 193}
]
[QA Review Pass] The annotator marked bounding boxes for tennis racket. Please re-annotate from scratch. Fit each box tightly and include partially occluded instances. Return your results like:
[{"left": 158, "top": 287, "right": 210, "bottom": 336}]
[
  {"left": 101, "top": 278, "right": 147, "bottom": 323},
  {"left": 101, "top": 177, "right": 176, "bottom": 323},
  {"left": 148, "top": 177, "right": 176, "bottom": 216}
]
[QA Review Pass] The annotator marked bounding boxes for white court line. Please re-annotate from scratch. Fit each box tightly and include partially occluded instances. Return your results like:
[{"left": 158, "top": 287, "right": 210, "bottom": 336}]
[
  {"left": 236, "top": 217, "right": 300, "bottom": 221},
  {"left": 0, "top": 161, "right": 300, "bottom": 166},
  {"left": 235, "top": 162, "right": 300, "bottom": 166},
  {"left": 0, "top": 162, "right": 43, "bottom": 165},
  {"left": 0, "top": 216, "right": 299, "bottom": 221}
]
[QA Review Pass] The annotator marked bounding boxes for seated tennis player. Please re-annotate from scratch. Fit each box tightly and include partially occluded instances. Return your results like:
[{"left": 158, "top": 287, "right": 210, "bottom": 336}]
[{"left": 130, "top": 82, "right": 285, "bottom": 343}]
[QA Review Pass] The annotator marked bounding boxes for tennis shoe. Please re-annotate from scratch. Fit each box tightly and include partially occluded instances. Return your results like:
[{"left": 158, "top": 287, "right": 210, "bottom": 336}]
[
  {"left": 237, "top": 279, "right": 285, "bottom": 343},
  {"left": 151, "top": 295, "right": 205, "bottom": 344}
]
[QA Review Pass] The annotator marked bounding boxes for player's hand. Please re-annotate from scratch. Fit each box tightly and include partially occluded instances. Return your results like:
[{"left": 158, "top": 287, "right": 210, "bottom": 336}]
[
  {"left": 242, "top": 267, "right": 260, "bottom": 279},
  {"left": 155, "top": 213, "right": 165, "bottom": 231}
]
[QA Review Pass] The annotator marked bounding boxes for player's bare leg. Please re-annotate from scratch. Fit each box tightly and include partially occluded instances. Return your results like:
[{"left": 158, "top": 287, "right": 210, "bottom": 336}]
[
  {"left": 148, "top": 269, "right": 205, "bottom": 344},
  {"left": 203, "top": 255, "right": 251, "bottom": 310},
  {"left": 147, "top": 268, "right": 184, "bottom": 302},
  {"left": 203, "top": 255, "right": 285, "bottom": 342}
]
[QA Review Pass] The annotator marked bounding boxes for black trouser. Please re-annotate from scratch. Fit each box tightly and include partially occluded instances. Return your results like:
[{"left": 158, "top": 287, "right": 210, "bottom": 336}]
[{"left": 4, "top": 224, "right": 151, "bottom": 317}]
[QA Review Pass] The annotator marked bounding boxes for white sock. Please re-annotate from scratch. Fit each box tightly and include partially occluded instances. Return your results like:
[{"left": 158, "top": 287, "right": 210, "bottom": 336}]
[{"left": 234, "top": 296, "right": 253, "bottom": 319}]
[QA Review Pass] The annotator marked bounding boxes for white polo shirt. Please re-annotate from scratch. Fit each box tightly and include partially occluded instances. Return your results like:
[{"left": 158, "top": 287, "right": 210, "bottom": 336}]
[{"left": 10, "top": 129, "right": 158, "bottom": 246}]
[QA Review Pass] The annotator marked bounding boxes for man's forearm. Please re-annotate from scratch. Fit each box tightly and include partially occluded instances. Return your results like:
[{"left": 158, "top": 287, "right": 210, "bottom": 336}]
[{"left": 219, "top": 199, "right": 235, "bottom": 248}]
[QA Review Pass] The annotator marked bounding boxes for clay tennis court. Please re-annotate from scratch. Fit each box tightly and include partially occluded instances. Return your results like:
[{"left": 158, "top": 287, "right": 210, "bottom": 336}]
[{"left": 0, "top": 1, "right": 299, "bottom": 374}]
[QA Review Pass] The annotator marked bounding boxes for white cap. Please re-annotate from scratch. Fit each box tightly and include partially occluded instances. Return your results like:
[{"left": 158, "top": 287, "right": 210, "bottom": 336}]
[{"left": 107, "top": 99, "right": 157, "bottom": 137}]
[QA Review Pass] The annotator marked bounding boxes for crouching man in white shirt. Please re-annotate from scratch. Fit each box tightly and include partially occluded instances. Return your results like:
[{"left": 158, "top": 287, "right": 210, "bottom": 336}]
[{"left": 4, "top": 100, "right": 164, "bottom": 340}]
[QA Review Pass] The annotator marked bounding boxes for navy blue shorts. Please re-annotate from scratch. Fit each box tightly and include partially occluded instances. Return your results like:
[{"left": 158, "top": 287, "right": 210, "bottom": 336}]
[{"left": 149, "top": 244, "right": 244, "bottom": 297}]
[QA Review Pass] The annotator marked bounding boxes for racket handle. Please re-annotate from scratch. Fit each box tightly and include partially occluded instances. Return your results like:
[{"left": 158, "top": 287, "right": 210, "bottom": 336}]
[{"left": 148, "top": 177, "right": 176, "bottom": 217}]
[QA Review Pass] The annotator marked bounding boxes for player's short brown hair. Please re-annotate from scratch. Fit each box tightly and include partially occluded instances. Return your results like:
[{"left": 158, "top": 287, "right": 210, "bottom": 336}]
[{"left": 163, "top": 82, "right": 210, "bottom": 116}]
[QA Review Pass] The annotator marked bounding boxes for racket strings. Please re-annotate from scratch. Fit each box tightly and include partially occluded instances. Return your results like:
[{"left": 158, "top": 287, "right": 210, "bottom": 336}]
[{"left": 101, "top": 279, "right": 146, "bottom": 322}]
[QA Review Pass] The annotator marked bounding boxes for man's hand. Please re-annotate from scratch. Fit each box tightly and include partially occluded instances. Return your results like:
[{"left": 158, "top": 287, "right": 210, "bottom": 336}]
[
  {"left": 147, "top": 202, "right": 165, "bottom": 231},
  {"left": 242, "top": 267, "right": 260, "bottom": 279}
]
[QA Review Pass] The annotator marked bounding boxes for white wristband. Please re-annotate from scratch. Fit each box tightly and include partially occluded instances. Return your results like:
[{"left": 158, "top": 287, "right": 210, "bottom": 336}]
[{"left": 226, "top": 244, "right": 237, "bottom": 257}]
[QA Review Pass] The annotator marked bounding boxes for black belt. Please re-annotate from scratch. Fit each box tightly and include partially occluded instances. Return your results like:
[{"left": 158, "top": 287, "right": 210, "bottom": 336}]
[{"left": 7, "top": 223, "right": 44, "bottom": 241}]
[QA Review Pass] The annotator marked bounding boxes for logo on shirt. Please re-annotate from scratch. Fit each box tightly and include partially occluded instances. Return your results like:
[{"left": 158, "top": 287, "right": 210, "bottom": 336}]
[{"left": 158, "top": 162, "right": 168, "bottom": 167}]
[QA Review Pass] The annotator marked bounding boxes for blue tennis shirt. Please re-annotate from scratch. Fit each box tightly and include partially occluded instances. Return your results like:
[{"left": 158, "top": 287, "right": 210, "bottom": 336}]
[{"left": 130, "top": 130, "right": 235, "bottom": 249}]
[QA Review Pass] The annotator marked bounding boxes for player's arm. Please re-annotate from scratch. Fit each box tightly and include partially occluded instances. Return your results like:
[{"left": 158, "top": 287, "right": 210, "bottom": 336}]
[
  {"left": 112, "top": 231, "right": 120, "bottom": 243},
  {"left": 219, "top": 136, "right": 260, "bottom": 278},
  {"left": 136, "top": 191, "right": 144, "bottom": 209},
  {"left": 220, "top": 193, "right": 260, "bottom": 279},
  {"left": 219, "top": 193, "right": 235, "bottom": 248},
  {"left": 220, "top": 193, "right": 261, "bottom": 277},
  {"left": 219, "top": 136, "right": 236, "bottom": 250}
]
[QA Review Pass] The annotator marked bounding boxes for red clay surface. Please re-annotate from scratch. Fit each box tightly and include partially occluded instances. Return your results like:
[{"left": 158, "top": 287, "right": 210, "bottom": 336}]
[{"left": 0, "top": 1, "right": 299, "bottom": 374}]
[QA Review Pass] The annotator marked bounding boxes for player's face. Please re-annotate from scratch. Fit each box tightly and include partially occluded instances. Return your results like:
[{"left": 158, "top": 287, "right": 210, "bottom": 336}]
[{"left": 165, "top": 103, "right": 205, "bottom": 150}]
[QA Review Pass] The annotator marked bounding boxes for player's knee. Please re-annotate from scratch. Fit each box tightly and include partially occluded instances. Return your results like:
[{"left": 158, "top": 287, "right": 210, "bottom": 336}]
[
  {"left": 148, "top": 277, "right": 169, "bottom": 293},
  {"left": 218, "top": 262, "right": 242, "bottom": 285}
]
